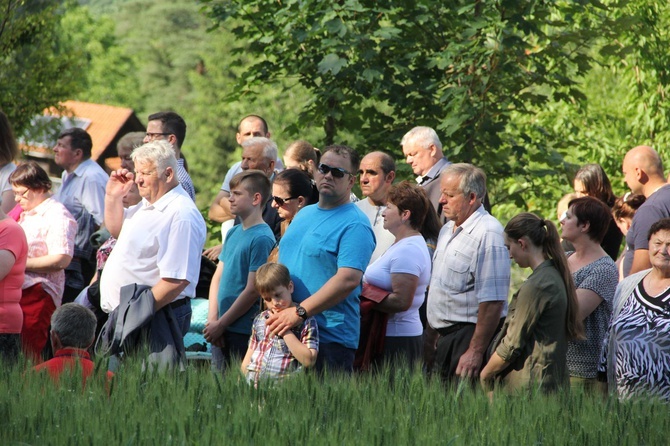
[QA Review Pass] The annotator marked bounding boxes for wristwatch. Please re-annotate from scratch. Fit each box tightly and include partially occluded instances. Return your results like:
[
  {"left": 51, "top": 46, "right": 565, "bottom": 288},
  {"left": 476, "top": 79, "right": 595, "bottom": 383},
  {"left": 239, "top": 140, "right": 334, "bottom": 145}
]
[{"left": 296, "top": 305, "right": 308, "bottom": 320}]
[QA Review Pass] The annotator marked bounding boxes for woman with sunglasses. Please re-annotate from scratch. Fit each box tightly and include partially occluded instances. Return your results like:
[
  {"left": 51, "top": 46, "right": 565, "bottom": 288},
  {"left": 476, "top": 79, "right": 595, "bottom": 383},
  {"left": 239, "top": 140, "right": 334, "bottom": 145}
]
[
  {"left": 9, "top": 162, "right": 77, "bottom": 361},
  {"left": 267, "top": 168, "right": 316, "bottom": 262}
]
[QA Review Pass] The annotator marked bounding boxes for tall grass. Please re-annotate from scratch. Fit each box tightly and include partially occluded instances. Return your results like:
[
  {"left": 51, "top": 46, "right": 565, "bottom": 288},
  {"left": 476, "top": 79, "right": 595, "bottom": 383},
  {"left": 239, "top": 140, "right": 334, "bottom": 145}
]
[{"left": 1, "top": 357, "right": 667, "bottom": 445}]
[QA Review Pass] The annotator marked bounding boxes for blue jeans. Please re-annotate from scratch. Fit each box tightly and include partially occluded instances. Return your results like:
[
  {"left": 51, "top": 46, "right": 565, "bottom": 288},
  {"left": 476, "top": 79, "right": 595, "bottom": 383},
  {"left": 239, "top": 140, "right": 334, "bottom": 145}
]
[
  {"left": 316, "top": 342, "right": 355, "bottom": 374},
  {"left": 211, "top": 331, "right": 250, "bottom": 374},
  {"left": 171, "top": 300, "right": 192, "bottom": 337}
]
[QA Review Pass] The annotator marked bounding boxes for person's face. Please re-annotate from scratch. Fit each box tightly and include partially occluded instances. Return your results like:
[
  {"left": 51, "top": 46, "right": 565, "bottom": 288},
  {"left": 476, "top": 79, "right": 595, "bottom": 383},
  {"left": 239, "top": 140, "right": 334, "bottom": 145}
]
[
  {"left": 382, "top": 201, "right": 404, "bottom": 235},
  {"left": 134, "top": 160, "right": 170, "bottom": 204},
  {"left": 228, "top": 182, "right": 258, "bottom": 218},
  {"left": 12, "top": 186, "right": 45, "bottom": 212},
  {"left": 559, "top": 206, "right": 586, "bottom": 242},
  {"left": 573, "top": 179, "right": 588, "bottom": 198},
  {"left": 236, "top": 118, "right": 268, "bottom": 145},
  {"left": 359, "top": 154, "right": 392, "bottom": 202},
  {"left": 648, "top": 229, "right": 670, "bottom": 272},
  {"left": 615, "top": 217, "right": 632, "bottom": 236},
  {"left": 122, "top": 183, "right": 142, "bottom": 208},
  {"left": 315, "top": 151, "right": 355, "bottom": 201},
  {"left": 118, "top": 145, "right": 135, "bottom": 172},
  {"left": 261, "top": 283, "right": 294, "bottom": 313},
  {"left": 438, "top": 174, "right": 476, "bottom": 226},
  {"left": 402, "top": 141, "right": 435, "bottom": 176},
  {"left": 271, "top": 182, "right": 302, "bottom": 221},
  {"left": 622, "top": 155, "right": 642, "bottom": 195},
  {"left": 504, "top": 234, "right": 527, "bottom": 268},
  {"left": 53, "top": 136, "right": 81, "bottom": 171},
  {"left": 142, "top": 120, "right": 177, "bottom": 147},
  {"left": 241, "top": 145, "right": 272, "bottom": 175}
]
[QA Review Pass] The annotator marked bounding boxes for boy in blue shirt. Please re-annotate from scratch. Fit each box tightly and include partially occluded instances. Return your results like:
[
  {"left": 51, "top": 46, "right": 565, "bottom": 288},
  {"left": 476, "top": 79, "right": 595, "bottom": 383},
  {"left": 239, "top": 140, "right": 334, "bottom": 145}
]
[{"left": 204, "top": 170, "right": 275, "bottom": 373}]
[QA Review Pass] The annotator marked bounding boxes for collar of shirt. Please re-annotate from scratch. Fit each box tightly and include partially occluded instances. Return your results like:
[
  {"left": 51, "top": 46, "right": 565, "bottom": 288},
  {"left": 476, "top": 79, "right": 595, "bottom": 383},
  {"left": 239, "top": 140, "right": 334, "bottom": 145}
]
[
  {"left": 21, "top": 197, "right": 55, "bottom": 218},
  {"left": 140, "top": 184, "right": 186, "bottom": 212}
]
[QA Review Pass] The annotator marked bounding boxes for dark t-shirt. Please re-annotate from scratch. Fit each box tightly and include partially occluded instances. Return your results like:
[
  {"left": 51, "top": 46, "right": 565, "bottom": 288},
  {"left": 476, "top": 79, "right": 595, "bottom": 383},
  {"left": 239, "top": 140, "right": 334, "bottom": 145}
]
[{"left": 623, "top": 185, "right": 670, "bottom": 276}]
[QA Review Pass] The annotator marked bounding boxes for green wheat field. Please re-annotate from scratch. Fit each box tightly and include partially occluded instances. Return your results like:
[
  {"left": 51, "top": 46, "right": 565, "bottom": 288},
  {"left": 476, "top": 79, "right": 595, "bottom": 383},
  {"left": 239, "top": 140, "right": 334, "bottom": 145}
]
[{"left": 2, "top": 358, "right": 667, "bottom": 445}]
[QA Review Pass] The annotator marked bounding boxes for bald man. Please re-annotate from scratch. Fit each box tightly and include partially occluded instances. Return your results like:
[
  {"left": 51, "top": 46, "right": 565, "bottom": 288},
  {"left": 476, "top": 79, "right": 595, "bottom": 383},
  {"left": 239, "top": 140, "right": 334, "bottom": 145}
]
[{"left": 622, "top": 145, "right": 670, "bottom": 276}]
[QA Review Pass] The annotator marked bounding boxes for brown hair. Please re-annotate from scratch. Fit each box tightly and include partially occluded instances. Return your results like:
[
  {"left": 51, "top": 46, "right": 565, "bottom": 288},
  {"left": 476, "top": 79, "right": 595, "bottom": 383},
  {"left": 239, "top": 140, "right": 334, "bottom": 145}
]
[
  {"left": 612, "top": 193, "right": 645, "bottom": 222},
  {"left": 230, "top": 170, "right": 271, "bottom": 205},
  {"left": 9, "top": 161, "right": 52, "bottom": 193},
  {"left": 567, "top": 196, "right": 612, "bottom": 243},
  {"left": 574, "top": 164, "right": 616, "bottom": 207},
  {"left": 285, "top": 140, "right": 320, "bottom": 175},
  {"left": 255, "top": 263, "right": 292, "bottom": 296},
  {"left": 505, "top": 212, "right": 583, "bottom": 340},
  {"left": 387, "top": 181, "right": 441, "bottom": 241}
]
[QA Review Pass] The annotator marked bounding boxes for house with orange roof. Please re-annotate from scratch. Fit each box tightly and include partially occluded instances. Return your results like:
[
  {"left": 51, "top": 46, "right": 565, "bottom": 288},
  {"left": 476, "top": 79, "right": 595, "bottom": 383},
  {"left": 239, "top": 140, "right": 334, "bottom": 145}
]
[{"left": 20, "top": 100, "right": 145, "bottom": 178}]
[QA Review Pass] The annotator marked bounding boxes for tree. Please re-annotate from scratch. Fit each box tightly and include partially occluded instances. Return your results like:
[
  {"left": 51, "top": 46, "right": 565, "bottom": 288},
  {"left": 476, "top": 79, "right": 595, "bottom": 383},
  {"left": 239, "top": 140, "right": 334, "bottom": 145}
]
[
  {"left": 0, "top": 0, "right": 86, "bottom": 134},
  {"left": 203, "top": 0, "right": 653, "bottom": 219}
]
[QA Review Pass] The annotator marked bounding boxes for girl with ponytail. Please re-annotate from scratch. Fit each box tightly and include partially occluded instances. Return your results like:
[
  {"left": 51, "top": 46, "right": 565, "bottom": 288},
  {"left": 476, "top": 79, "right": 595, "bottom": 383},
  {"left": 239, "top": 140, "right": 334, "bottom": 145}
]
[{"left": 480, "top": 213, "right": 582, "bottom": 393}]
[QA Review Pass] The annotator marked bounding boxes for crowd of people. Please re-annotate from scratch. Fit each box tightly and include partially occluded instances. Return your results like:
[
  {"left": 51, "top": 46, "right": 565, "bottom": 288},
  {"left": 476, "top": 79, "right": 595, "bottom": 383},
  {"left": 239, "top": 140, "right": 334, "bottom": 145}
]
[{"left": 0, "top": 109, "right": 668, "bottom": 401}]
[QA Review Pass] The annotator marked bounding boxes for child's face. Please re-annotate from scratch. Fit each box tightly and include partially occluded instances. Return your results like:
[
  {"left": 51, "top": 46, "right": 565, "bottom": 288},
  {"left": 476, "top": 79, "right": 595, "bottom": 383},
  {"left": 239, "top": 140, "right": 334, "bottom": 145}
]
[
  {"left": 262, "top": 283, "right": 294, "bottom": 312},
  {"left": 229, "top": 183, "right": 256, "bottom": 217}
]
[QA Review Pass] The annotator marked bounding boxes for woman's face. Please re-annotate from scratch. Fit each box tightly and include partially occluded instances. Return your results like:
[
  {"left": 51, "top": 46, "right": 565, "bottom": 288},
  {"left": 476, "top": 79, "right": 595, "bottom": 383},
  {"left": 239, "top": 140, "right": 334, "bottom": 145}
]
[
  {"left": 573, "top": 179, "right": 589, "bottom": 198},
  {"left": 12, "top": 185, "right": 47, "bottom": 212},
  {"left": 382, "top": 201, "right": 403, "bottom": 235},
  {"left": 122, "top": 183, "right": 142, "bottom": 208},
  {"left": 615, "top": 217, "right": 632, "bottom": 236},
  {"left": 559, "top": 206, "right": 586, "bottom": 242},
  {"left": 271, "top": 182, "right": 301, "bottom": 221},
  {"left": 504, "top": 234, "right": 527, "bottom": 268},
  {"left": 649, "top": 229, "right": 670, "bottom": 272}
]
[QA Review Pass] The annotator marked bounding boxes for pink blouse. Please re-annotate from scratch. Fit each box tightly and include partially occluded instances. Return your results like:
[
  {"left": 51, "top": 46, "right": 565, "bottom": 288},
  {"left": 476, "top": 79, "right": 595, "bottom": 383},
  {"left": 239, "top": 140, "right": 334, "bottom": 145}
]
[
  {"left": 0, "top": 218, "right": 28, "bottom": 333},
  {"left": 19, "top": 198, "right": 76, "bottom": 306}
]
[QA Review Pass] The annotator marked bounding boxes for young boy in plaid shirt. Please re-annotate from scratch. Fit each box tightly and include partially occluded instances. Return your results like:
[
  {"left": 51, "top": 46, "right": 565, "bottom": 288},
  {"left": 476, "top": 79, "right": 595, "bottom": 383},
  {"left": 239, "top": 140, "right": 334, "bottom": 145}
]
[{"left": 241, "top": 263, "right": 318, "bottom": 384}]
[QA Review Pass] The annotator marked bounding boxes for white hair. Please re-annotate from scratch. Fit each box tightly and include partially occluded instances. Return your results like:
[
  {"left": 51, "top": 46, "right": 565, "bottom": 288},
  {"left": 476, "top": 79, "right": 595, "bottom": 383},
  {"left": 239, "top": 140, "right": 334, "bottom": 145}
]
[
  {"left": 242, "top": 137, "right": 278, "bottom": 162},
  {"left": 131, "top": 139, "right": 178, "bottom": 175},
  {"left": 401, "top": 126, "right": 443, "bottom": 152}
]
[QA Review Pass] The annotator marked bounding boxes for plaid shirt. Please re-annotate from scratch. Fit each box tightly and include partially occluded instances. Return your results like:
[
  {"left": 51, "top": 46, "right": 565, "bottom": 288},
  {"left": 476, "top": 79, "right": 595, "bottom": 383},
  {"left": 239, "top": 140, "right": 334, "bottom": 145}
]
[
  {"left": 427, "top": 205, "right": 510, "bottom": 329},
  {"left": 245, "top": 309, "right": 319, "bottom": 383}
]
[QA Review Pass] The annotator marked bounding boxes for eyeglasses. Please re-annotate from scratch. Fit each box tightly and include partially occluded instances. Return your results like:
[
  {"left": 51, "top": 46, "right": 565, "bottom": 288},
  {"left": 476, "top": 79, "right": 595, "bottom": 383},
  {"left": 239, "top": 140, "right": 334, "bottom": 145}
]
[
  {"left": 272, "top": 196, "right": 297, "bottom": 206},
  {"left": 145, "top": 132, "right": 172, "bottom": 139},
  {"left": 317, "top": 163, "right": 352, "bottom": 179},
  {"left": 12, "top": 188, "right": 30, "bottom": 198}
]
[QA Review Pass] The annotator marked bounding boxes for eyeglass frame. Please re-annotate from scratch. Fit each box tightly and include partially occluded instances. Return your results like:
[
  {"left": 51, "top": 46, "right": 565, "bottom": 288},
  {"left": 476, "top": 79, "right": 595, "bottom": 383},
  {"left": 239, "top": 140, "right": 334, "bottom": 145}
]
[
  {"left": 272, "top": 195, "right": 298, "bottom": 206},
  {"left": 317, "top": 163, "right": 353, "bottom": 179},
  {"left": 12, "top": 188, "right": 31, "bottom": 198},
  {"left": 145, "top": 132, "right": 173, "bottom": 139}
]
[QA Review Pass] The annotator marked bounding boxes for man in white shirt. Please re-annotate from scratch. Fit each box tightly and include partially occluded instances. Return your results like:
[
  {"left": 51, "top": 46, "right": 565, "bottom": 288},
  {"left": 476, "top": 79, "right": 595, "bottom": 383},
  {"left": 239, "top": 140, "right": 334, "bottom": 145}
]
[
  {"left": 356, "top": 151, "right": 396, "bottom": 264},
  {"left": 100, "top": 140, "right": 206, "bottom": 335}
]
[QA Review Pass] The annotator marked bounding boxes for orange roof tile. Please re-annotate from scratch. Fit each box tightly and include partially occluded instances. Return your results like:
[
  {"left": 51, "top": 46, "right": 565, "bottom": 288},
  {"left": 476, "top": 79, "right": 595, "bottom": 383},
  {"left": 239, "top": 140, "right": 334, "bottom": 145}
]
[{"left": 47, "top": 101, "right": 138, "bottom": 160}]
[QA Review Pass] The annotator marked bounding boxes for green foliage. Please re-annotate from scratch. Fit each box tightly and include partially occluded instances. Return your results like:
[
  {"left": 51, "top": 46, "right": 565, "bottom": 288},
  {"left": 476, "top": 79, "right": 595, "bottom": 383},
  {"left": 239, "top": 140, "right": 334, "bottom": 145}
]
[
  {"left": 0, "top": 0, "right": 86, "bottom": 134},
  {"left": 3, "top": 359, "right": 669, "bottom": 444},
  {"left": 203, "top": 0, "right": 670, "bottom": 223}
]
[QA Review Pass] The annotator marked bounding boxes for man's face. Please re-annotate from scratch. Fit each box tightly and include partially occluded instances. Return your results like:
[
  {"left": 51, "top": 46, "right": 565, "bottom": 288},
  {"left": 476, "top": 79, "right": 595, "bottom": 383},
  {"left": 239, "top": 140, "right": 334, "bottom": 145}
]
[
  {"left": 134, "top": 159, "right": 169, "bottom": 204},
  {"left": 649, "top": 229, "right": 670, "bottom": 272},
  {"left": 118, "top": 145, "right": 135, "bottom": 172},
  {"left": 438, "top": 174, "right": 476, "bottom": 226},
  {"left": 236, "top": 118, "right": 268, "bottom": 145},
  {"left": 315, "top": 151, "right": 354, "bottom": 201},
  {"left": 359, "top": 154, "right": 392, "bottom": 202},
  {"left": 143, "top": 120, "right": 169, "bottom": 144},
  {"left": 53, "top": 136, "right": 81, "bottom": 172},
  {"left": 622, "top": 154, "right": 642, "bottom": 195},
  {"left": 241, "top": 144, "right": 273, "bottom": 175},
  {"left": 402, "top": 140, "right": 435, "bottom": 176}
]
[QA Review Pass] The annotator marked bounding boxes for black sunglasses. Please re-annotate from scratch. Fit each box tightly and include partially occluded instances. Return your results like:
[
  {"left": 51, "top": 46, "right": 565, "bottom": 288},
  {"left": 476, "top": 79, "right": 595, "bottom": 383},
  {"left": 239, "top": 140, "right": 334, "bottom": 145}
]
[
  {"left": 272, "top": 196, "right": 297, "bottom": 206},
  {"left": 317, "top": 163, "right": 352, "bottom": 179}
]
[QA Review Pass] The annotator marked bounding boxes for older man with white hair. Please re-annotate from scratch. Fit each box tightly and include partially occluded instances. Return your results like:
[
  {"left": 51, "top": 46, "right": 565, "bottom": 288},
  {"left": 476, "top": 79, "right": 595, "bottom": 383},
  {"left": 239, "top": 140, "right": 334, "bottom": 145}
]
[{"left": 100, "top": 140, "right": 206, "bottom": 335}]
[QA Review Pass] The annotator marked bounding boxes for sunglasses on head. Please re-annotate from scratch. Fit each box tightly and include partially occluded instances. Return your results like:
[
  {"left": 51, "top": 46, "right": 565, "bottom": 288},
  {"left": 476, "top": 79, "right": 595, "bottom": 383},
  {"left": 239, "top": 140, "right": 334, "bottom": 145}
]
[
  {"left": 272, "top": 196, "right": 297, "bottom": 206},
  {"left": 317, "top": 163, "right": 352, "bottom": 179}
]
